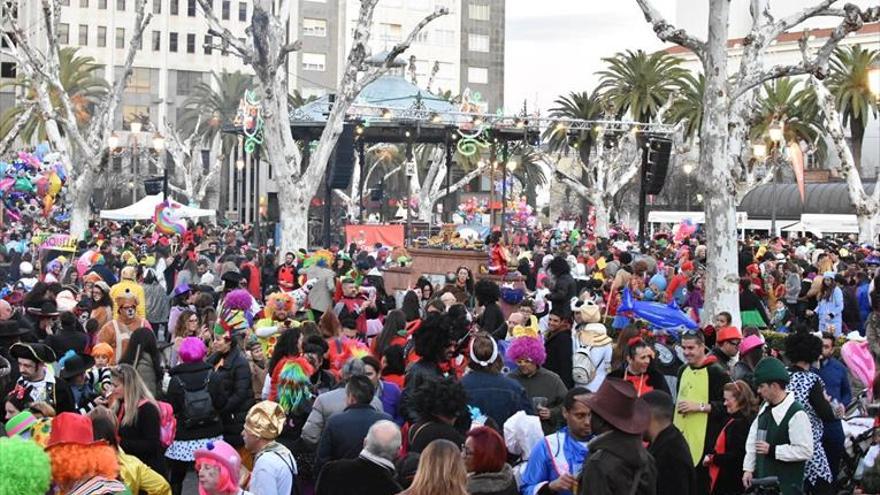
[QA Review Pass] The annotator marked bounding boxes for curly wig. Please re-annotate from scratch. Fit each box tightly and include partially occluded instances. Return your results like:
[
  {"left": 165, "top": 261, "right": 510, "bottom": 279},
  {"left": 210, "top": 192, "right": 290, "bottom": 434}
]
[
  {"left": 413, "top": 313, "right": 453, "bottom": 363},
  {"left": 0, "top": 437, "right": 51, "bottom": 495},
  {"left": 223, "top": 289, "right": 253, "bottom": 311},
  {"left": 474, "top": 279, "right": 500, "bottom": 306},
  {"left": 506, "top": 336, "right": 546, "bottom": 366},
  {"left": 548, "top": 255, "right": 571, "bottom": 277},
  {"left": 178, "top": 336, "right": 207, "bottom": 364},
  {"left": 784, "top": 330, "right": 823, "bottom": 364},
  {"left": 411, "top": 377, "right": 468, "bottom": 420},
  {"left": 48, "top": 443, "right": 119, "bottom": 489},
  {"left": 264, "top": 292, "right": 295, "bottom": 320}
]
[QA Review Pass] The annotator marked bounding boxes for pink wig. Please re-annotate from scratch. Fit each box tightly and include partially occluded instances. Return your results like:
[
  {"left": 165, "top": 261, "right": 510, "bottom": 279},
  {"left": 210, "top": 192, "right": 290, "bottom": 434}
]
[
  {"left": 178, "top": 337, "right": 207, "bottom": 364},
  {"left": 195, "top": 457, "right": 238, "bottom": 495},
  {"left": 506, "top": 336, "right": 546, "bottom": 366}
]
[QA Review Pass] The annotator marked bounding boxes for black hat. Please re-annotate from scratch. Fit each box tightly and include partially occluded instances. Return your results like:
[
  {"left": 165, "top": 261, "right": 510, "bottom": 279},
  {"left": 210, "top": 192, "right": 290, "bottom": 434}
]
[
  {"left": 60, "top": 353, "right": 95, "bottom": 380},
  {"left": 10, "top": 342, "right": 57, "bottom": 364},
  {"left": 26, "top": 301, "right": 59, "bottom": 318},
  {"left": 0, "top": 320, "right": 31, "bottom": 339},
  {"left": 221, "top": 271, "right": 243, "bottom": 284}
]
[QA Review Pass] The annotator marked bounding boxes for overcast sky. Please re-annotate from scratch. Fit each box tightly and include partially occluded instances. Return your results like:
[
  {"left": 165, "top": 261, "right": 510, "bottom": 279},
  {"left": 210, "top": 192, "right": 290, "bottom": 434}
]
[{"left": 504, "top": 0, "right": 678, "bottom": 114}]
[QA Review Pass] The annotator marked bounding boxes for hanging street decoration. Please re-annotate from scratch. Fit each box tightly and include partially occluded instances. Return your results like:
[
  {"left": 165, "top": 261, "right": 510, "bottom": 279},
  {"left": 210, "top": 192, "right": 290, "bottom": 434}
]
[{"left": 234, "top": 89, "right": 264, "bottom": 154}]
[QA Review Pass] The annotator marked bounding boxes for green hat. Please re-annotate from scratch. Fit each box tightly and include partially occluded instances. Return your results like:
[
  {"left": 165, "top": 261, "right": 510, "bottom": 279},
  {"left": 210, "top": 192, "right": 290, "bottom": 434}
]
[
  {"left": 753, "top": 357, "right": 789, "bottom": 386},
  {"left": 5, "top": 410, "right": 37, "bottom": 437}
]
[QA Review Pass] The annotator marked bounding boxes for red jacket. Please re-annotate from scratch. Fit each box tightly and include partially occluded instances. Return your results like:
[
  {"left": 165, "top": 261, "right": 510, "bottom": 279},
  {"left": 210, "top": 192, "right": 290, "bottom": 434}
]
[{"left": 241, "top": 261, "right": 261, "bottom": 299}]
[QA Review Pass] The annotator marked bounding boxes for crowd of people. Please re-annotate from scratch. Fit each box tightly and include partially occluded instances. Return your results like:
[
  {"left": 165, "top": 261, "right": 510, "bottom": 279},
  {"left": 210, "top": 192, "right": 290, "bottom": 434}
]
[{"left": 2, "top": 220, "right": 880, "bottom": 495}]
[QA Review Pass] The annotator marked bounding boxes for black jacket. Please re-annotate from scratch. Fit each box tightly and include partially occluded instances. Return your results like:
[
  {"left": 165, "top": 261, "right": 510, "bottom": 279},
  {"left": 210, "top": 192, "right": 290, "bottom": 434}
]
[
  {"left": 46, "top": 328, "right": 88, "bottom": 358},
  {"left": 648, "top": 425, "right": 696, "bottom": 495},
  {"left": 708, "top": 412, "right": 752, "bottom": 495},
  {"left": 547, "top": 273, "right": 577, "bottom": 316},
  {"left": 477, "top": 302, "right": 505, "bottom": 340},
  {"left": 206, "top": 346, "right": 254, "bottom": 447},
  {"left": 118, "top": 401, "right": 166, "bottom": 475},
  {"left": 315, "top": 404, "right": 392, "bottom": 474},
  {"left": 544, "top": 329, "right": 574, "bottom": 389},
  {"left": 579, "top": 429, "right": 657, "bottom": 495},
  {"left": 316, "top": 455, "right": 401, "bottom": 495},
  {"left": 166, "top": 361, "right": 223, "bottom": 441},
  {"left": 607, "top": 365, "right": 671, "bottom": 396}
]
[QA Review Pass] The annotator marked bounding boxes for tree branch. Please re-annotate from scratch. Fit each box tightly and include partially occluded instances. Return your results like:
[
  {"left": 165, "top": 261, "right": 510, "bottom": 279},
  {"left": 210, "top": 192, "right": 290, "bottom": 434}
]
[
  {"left": 278, "top": 40, "right": 303, "bottom": 64},
  {"left": 361, "top": 7, "right": 450, "bottom": 87},
  {"left": 634, "top": 0, "right": 706, "bottom": 58},
  {"left": 769, "top": 0, "right": 837, "bottom": 39},
  {"left": 553, "top": 166, "right": 593, "bottom": 200},
  {"left": 0, "top": 104, "right": 34, "bottom": 156},
  {"left": 434, "top": 161, "right": 490, "bottom": 201},
  {"left": 197, "top": 0, "right": 253, "bottom": 61}
]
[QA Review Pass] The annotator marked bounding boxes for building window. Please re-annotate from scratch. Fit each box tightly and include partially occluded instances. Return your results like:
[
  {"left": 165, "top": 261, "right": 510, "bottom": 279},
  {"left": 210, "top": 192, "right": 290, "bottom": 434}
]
[
  {"left": 116, "top": 0, "right": 125, "bottom": 11},
  {"left": 122, "top": 104, "right": 150, "bottom": 129},
  {"left": 468, "top": 33, "right": 489, "bottom": 53},
  {"left": 98, "top": 0, "right": 106, "bottom": 8},
  {"left": 79, "top": 0, "right": 89, "bottom": 7},
  {"left": 238, "top": 1, "right": 246, "bottom": 21},
  {"left": 152, "top": 0, "right": 160, "bottom": 14},
  {"left": 302, "top": 18, "right": 326, "bottom": 37},
  {"left": 169, "top": 32, "right": 178, "bottom": 52},
  {"left": 204, "top": 35, "right": 212, "bottom": 54},
  {"left": 467, "top": 66, "right": 488, "bottom": 84},
  {"left": 58, "top": 24, "right": 70, "bottom": 44},
  {"left": 125, "top": 68, "right": 152, "bottom": 94},
  {"left": 151, "top": 30, "right": 160, "bottom": 51},
  {"left": 221, "top": 0, "right": 230, "bottom": 20},
  {"left": 187, "top": 0, "right": 196, "bottom": 16},
  {"left": 378, "top": 23, "right": 401, "bottom": 43},
  {"left": 97, "top": 26, "right": 107, "bottom": 47},
  {"left": 186, "top": 33, "right": 195, "bottom": 53},
  {"left": 78, "top": 24, "right": 88, "bottom": 46},
  {"left": 115, "top": 28, "right": 125, "bottom": 48},
  {"left": 434, "top": 29, "right": 454, "bottom": 46},
  {"left": 0, "top": 62, "right": 16, "bottom": 79},
  {"left": 468, "top": 3, "right": 489, "bottom": 21},
  {"left": 415, "top": 30, "right": 429, "bottom": 43},
  {"left": 177, "top": 70, "right": 202, "bottom": 96},
  {"left": 302, "top": 52, "right": 326, "bottom": 71},
  {"left": 170, "top": 0, "right": 177, "bottom": 14}
]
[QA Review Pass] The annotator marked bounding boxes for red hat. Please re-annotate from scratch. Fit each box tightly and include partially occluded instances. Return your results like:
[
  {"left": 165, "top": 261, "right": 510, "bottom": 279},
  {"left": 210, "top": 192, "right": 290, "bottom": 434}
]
[
  {"left": 46, "top": 412, "right": 106, "bottom": 449},
  {"left": 681, "top": 261, "right": 694, "bottom": 271},
  {"left": 716, "top": 326, "right": 743, "bottom": 343}
]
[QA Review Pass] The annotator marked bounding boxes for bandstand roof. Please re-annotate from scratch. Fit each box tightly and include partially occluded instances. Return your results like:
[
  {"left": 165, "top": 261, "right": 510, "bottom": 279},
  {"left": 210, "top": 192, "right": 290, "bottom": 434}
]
[{"left": 738, "top": 182, "right": 876, "bottom": 219}]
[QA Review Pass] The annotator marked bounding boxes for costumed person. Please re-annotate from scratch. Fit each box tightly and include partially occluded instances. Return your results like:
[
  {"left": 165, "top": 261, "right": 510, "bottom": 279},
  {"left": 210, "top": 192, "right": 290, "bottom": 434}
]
[
  {"left": 0, "top": 436, "right": 52, "bottom": 495},
  {"left": 110, "top": 267, "right": 147, "bottom": 319},
  {"left": 241, "top": 401, "right": 297, "bottom": 495},
  {"left": 333, "top": 277, "right": 375, "bottom": 338},
  {"left": 276, "top": 252, "right": 299, "bottom": 293},
  {"left": 46, "top": 412, "right": 128, "bottom": 495},
  {"left": 87, "top": 343, "right": 115, "bottom": 398},
  {"left": 253, "top": 292, "right": 298, "bottom": 358},
  {"left": 194, "top": 440, "right": 254, "bottom": 495},
  {"left": 97, "top": 292, "right": 152, "bottom": 359},
  {"left": 608, "top": 337, "right": 671, "bottom": 397},
  {"left": 572, "top": 322, "right": 613, "bottom": 392},
  {"left": 10, "top": 342, "right": 74, "bottom": 413},
  {"left": 520, "top": 388, "right": 593, "bottom": 495},
  {"left": 488, "top": 231, "right": 510, "bottom": 277},
  {"left": 208, "top": 311, "right": 255, "bottom": 458},
  {"left": 506, "top": 336, "right": 568, "bottom": 435}
]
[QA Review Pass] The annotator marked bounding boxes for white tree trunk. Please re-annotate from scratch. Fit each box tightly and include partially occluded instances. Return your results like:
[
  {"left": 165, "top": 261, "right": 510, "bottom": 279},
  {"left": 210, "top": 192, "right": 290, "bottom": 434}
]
[
  {"left": 699, "top": 0, "right": 740, "bottom": 325},
  {"left": 592, "top": 197, "right": 611, "bottom": 238},
  {"left": 280, "top": 186, "right": 311, "bottom": 250}
]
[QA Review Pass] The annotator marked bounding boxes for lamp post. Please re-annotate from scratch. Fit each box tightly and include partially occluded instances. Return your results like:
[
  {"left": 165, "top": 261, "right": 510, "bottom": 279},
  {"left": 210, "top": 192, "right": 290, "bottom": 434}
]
[
  {"left": 107, "top": 124, "right": 164, "bottom": 205},
  {"left": 768, "top": 120, "right": 785, "bottom": 237},
  {"left": 683, "top": 162, "right": 694, "bottom": 211}
]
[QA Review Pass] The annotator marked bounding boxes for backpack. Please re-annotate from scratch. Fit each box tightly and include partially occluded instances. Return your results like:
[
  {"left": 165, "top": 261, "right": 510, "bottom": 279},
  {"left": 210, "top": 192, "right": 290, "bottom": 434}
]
[
  {"left": 140, "top": 399, "right": 176, "bottom": 449},
  {"left": 572, "top": 347, "right": 597, "bottom": 387},
  {"left": 174, "top": 374, "right": 217, "bottom": 430}
]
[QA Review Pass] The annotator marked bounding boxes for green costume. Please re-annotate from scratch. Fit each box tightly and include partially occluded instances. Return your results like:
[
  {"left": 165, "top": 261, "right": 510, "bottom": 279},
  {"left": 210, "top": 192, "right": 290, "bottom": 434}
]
[{"left": 755, "top": 400, "right": 807, "bottom": 495}]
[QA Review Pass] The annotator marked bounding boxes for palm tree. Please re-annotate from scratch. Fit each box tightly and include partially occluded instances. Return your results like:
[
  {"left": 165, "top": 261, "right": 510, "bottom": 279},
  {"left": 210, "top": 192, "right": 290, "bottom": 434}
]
[
  {"left": 1, "top": 47, "right": 108, "bottom": 143},
  {"left": 826, "top": 44, "right": 879, "bottom": 174},
  {"left": 288, "top": 89, "right": 317, "bottom": 109},
  {"left": 177, "top": 70, "right": 252, "bottom": 151},
  {"left": 544, "top": 90, "right": 605, "bottom": 165},
  {"left": 508, "top": 144, "right": 547, "bottom": 207},
  {"left": 751, "top": 77, "right": 824, "bottom": 160},
  {"left": 596, "top": 49, "right": 688, "bottom": 123},
  {"left": 669, "top": 72, "right": 705, "bottom": 140}
]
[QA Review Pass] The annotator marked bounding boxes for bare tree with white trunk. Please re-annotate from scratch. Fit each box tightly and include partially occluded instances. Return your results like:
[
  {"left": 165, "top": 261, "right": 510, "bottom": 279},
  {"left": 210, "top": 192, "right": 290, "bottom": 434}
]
[
  {"left": 635, "top": 0, "right": 880, "bottom": 324},
  {"left": 161, "top": 120, "right": 222, "bottom": 206},
  {"left": 197, "top": 0, "right": 448, "bottom": 253},
  {"left": 410, "top": 146, "right": 489, "bottom": 223},
  {"left": 0, "top": 0, "right": 152, "bottom": 237}
]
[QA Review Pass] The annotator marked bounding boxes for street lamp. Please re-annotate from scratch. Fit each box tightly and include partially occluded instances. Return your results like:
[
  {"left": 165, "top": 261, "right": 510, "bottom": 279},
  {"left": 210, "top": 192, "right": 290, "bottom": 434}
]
[
  {"left": 107, "top": 133, "right": 120, "bottom": 149},
  {"left": 236, "top": 159, "right": 245, "bottom": 171},
  {"left": 752, "top": 143, "right": 768, "bottom": 159},
  {"left": 683, "top": 162, "right": 694, "bottom": 211},
  {"left": 129, "top": 121, "right": 143, "bottom": 134},
  {"left": 506, "top": 160, "right": 517, "bottom": 172},
  {"left": 768, "top": 120, "right": 785, "bottom": 143}
]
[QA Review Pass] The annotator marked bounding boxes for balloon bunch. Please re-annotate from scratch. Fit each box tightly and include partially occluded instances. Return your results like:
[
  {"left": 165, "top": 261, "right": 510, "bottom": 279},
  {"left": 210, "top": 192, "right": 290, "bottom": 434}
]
[
  {"left": 505, "top": 196, "right": 535, "bottom": 229},
  {"left": 0, "top": 144, "right": 68, "bottom": 226},
  {"left": 455, "top": 196, "right": 488, "bottom": 224},
  {"left": 674, "top": 218, "right": 697, "bottom": 243},
  {"left": 153, "top": 200, "right": 188, "bottom": 235}
]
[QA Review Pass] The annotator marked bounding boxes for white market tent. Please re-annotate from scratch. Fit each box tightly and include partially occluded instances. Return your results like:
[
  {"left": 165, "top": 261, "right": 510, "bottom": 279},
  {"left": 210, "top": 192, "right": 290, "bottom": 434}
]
[{"left": 100, "top": 194, "right": 216, "bottom": 221}]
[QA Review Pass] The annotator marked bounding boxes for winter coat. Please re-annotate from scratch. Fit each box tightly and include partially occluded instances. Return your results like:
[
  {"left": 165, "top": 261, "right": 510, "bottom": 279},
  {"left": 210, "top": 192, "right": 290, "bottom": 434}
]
[
  {"left": 314, "top": 404, "right": 392, "bottom": 474},
  {"left": 206, "top": 346, "right": 254, "bottom": 447},
  {"left": 118, "top": 400, "right": 166, "bottom": 475},
  {"left": 578, "top": 429, "right": 657, "bottom": 495},
  {"left": 508, "top": 367, "right": 569, "bottom": 434},
  {"left": 467, "top": 464, "right": 519, "bottom": 495},
  {"left": 461, "top": 369, "right": 533, "bottom": 428},
  {"left": 648, "top": 425, "right": 696, "bottom": 495},
  {"left": 301, "top": 386, "right": 383, "bottom": 445},
  {"left": 544, "top": 329, "right": 574, "bottom": 389},
  {"left": 166, "top": 361, "right": 223, "bottom": 441},
  {"left": 547, "top": 273, "right": 577, "bottom": 316},
  {"left": 707, "top": 412, "right": 752, "bottom": 495},
  {"left": 315, "top": 455, "right": 401, "bottom": 495},
  {"left": 46, "top": 325, "right": 88, "bottom": 358},
  {"left": 816, "top": 287, "right": 844, "bottom": 335},
  {"left": 143, "top": 282, "right": 170, "bottom": 325}
]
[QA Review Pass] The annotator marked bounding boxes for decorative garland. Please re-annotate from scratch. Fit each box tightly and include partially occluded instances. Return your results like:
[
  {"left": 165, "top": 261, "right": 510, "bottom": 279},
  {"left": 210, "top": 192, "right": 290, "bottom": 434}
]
[{"left": 234, "top": 89, "right": 264, "bottom": 154}]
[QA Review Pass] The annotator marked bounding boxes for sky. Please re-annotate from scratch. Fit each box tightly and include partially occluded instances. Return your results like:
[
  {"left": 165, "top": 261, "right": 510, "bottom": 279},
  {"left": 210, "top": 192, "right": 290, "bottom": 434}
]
[{"left": 504, "top": 0, "right": 677, "bottom": 114}]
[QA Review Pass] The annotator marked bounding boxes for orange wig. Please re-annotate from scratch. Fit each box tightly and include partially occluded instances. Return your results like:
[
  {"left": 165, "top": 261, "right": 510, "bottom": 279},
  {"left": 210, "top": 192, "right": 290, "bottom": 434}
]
[{"left": 48, "top": 444, "right": 119, "bottom": 491}]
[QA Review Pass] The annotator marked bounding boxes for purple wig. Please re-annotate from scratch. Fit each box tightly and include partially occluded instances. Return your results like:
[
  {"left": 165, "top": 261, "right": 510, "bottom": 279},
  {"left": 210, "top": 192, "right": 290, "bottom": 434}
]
[
  {"left": 178, "top": 336, "right": 207, "bottom": 363},
  {"left": 506, "top": 336, "right": 546, "bottom": 366},
  {"left": 224, "top": 289, "right": 253, "bottom": 311}
]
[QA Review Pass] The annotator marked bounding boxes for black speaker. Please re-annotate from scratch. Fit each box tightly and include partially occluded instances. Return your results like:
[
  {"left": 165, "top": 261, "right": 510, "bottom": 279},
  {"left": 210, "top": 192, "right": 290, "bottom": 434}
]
[
  {"left": 370, "top": 186, "right": 383, "bottom": 201},
  {"left": 328, "top": 124, "right": 355, "bottom": 189},
  {"left": 643, "top": 136, "right": 672, "bottom": 195}
]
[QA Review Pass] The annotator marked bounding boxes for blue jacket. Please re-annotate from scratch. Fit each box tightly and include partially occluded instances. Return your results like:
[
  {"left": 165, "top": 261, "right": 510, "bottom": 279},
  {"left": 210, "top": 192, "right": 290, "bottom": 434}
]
[
  {"left": 461, "top": 369, "right": 533, "bottom": 428},
  {"left": 858, "top": 282, "right": 872, "bottom": 328},
  {"left": 816, "top": 287, "right": 844, "bottom": 335},
  {"left": 818, "top": 357, "right": 852, "bottom": 406},
  {"left": 377, "top": 380, "right": 402, "bottom": 425},
  {"left": 315, "top": 404, "right": 392, "bottom": 474},
  {"left": 520, "top": 427, "right": 590, "bottom": 495}
]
